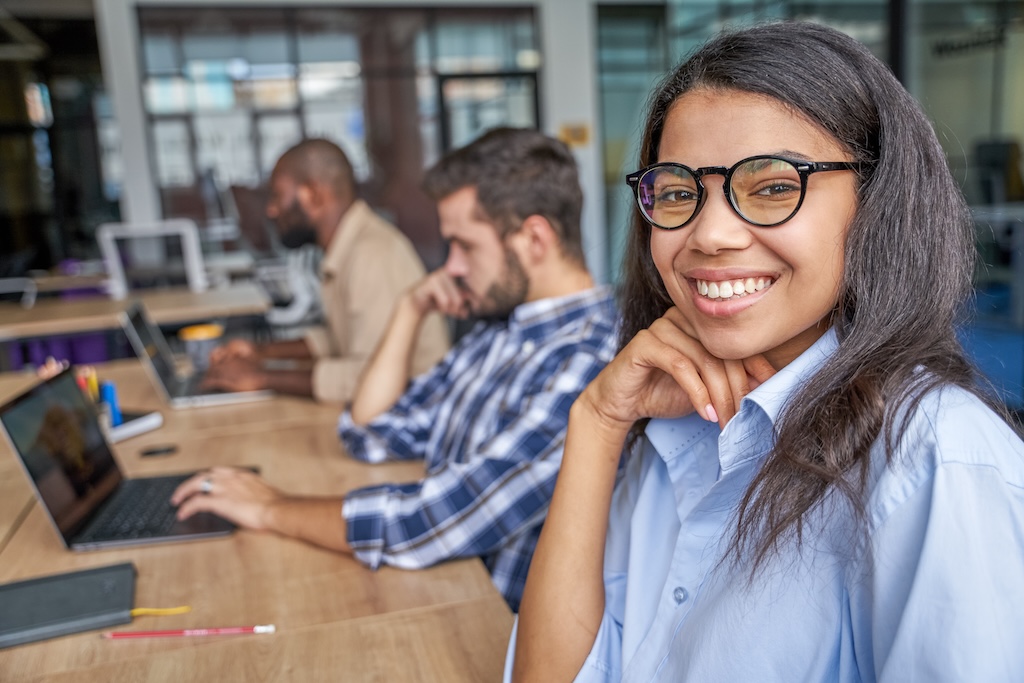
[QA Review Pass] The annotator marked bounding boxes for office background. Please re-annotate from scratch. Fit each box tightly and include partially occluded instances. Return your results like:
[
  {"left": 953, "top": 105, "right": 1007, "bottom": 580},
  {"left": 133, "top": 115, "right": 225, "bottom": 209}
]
[{"left": 1, "top": 0, "right": 1022, "bottom": 407}]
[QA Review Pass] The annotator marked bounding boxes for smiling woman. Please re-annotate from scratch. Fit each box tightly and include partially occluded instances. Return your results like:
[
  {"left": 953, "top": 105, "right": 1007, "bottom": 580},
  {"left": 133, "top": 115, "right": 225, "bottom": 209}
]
[{"left": 509, "top": 20, "right": 1024, "bottom": 683}]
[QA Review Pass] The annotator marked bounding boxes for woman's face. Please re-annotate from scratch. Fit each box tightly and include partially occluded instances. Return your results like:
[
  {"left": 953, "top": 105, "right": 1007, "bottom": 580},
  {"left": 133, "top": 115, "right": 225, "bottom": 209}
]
[{"left": 651, "top": 88, "right": 858, "bottom": 369}]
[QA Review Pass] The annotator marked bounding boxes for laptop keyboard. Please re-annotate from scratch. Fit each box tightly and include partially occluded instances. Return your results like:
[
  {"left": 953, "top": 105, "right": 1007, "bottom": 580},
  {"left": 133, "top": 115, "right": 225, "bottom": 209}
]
[{"left": 76, "top": 476, "right": 188, "bottom": 542}]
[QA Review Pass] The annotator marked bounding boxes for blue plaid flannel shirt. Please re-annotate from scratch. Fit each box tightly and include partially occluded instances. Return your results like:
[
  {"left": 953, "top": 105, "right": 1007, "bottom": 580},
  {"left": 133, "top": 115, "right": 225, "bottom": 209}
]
[{"left": 338, "top": 286, "right": 619, "bottom": 610}]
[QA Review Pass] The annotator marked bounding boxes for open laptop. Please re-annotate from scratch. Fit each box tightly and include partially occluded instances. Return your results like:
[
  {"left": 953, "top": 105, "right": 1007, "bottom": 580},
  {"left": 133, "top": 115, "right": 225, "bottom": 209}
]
[
  {"left": 120, "top": 301, "right": 272, "bottom": 408},
  {"left": 0, "top": 367, "right": 236, "bottom": 550}
]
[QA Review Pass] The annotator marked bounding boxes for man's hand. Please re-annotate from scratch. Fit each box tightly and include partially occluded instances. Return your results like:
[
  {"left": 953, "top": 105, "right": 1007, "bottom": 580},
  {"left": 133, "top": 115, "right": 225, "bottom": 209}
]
[
  {"left": 171, "top": 467, "right": 282, "bottom": 530},
  {"left": 200, "top": 358, "right": 268, "bottom": 392},
  {"left": 171, "top": 467, "right": 351, "bottom": 552},
  {"left": 408, "top": 269, "right": 469, "bottom": 319},
  {"left": 209, "top": 339, "right": 261, "bottom": 365}
]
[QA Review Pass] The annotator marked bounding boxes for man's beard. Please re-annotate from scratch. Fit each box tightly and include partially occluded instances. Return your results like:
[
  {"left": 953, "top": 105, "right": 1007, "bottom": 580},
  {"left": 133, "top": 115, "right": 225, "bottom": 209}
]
[
  {"left": 460, "top": 247, "right": 529, "bottom": 319},
  {"left": 277, "top": 200, "right": 319, "bottom": 249}
]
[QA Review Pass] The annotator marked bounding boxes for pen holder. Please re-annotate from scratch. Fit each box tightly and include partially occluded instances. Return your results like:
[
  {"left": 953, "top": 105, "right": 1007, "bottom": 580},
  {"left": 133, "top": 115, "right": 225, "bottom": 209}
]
[{"left": 178, "top": 323, "right": 224, "bottom": 373}]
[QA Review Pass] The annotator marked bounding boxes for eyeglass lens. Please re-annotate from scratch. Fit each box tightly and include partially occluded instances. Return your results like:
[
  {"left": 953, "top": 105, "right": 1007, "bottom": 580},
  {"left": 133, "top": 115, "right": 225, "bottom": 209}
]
[{"left": 636, "top": 157, "right": 804, "bottom": 228}]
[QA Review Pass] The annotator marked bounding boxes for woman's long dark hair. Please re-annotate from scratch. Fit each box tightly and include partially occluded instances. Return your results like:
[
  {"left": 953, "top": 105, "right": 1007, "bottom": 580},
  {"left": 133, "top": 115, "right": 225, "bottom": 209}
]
[{"left": 620, "top": 21, "right": 1012, "bottom": 571}]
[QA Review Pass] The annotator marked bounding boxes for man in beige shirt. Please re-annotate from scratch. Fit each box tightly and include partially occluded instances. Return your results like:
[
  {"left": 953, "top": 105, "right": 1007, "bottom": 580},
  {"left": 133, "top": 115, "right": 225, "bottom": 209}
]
[{"left": 202, "top": 139, "right": 449, "bottom": 403}]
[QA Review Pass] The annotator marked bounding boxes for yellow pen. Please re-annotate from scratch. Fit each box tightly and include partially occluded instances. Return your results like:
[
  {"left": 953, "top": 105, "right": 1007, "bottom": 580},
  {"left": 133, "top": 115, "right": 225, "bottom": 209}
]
[{"left": 86, "top": 367, "right": 100, "bottom": 402}]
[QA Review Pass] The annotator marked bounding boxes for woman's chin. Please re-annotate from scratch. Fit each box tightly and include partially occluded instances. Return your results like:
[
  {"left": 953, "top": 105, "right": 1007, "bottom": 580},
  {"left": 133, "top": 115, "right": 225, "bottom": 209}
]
[{"left": 697, "top": 332, "right": 770, "bottom": 363}]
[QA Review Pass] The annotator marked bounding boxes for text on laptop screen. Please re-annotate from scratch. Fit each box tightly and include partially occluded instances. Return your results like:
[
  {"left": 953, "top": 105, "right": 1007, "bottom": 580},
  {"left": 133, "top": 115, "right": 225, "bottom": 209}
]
[{"left": 0, "top": 371, "right": 122, "bottom": 540}]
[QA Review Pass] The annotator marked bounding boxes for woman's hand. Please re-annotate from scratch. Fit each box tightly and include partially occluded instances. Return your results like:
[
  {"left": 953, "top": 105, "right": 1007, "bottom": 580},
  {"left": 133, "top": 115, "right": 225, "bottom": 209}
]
[{"left": 580, "top": 307, "right": 775, "bottom": 432}]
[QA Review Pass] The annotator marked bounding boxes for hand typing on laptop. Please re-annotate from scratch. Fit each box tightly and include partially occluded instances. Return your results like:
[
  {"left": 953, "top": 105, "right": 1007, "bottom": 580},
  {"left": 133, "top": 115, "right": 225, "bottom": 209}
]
[
  {"left": 199, "top": 358, "right": 267, "bottom": 393},
  {"left": 172, "top": 467, "right": 278, "bottom": 531},
  {"left": 171, "top": 467, "right": 353, "bottom": 552},
  {"left": 208, "top": 339, "right": 261, "bottom": 364}
]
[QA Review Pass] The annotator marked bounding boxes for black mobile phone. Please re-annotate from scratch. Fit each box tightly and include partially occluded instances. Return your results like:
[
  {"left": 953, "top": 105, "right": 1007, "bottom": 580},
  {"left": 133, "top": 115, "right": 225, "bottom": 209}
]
[{"left": 140, "top": 445, "right": 177, "bottom": 457}]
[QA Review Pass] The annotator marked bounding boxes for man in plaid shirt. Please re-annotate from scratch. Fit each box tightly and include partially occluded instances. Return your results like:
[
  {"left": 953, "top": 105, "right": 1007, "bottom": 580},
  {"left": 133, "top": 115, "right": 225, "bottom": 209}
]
[{"left": 173, "top": 128, "right": 618, "bottom": 611}]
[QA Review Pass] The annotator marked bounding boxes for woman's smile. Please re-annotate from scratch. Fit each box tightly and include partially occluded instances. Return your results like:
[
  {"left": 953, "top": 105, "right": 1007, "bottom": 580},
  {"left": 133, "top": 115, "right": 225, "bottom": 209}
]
[{"left": 694, "top": 276, "right": 773, "bottom": 301}]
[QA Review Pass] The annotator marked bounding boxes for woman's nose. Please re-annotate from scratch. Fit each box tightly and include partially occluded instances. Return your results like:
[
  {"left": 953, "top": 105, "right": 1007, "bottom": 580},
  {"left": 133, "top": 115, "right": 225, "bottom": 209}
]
[{"left": 685, "top": 180, "right": 753, "bottom": 255}]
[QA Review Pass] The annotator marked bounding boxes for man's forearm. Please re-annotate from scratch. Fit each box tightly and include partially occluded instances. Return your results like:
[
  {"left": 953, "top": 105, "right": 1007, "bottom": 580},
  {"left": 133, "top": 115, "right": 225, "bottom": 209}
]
[
  {"left": 263, "top": 369, "right": 315, "bottom": 398},
  {"left": 264, "top": 497, "right": 351, "bottom": 553},
  {"left": 259, "top": 338, "right": 314, "bottom": 360},
  {"left": 349, "top": 296, "right": 427, "bottom": 424}
]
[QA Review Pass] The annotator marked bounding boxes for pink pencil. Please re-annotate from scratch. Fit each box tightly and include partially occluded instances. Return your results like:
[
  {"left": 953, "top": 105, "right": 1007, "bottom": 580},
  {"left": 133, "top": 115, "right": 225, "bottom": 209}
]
[{"left": 103, "top": 624, "right": 276, "bottom": 639}]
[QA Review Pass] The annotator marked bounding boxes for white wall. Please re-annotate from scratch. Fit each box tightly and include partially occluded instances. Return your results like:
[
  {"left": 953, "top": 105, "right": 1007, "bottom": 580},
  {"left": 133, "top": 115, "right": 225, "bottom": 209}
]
[{"left": 93, "top": 0, "right": 611, "bottom": 282}]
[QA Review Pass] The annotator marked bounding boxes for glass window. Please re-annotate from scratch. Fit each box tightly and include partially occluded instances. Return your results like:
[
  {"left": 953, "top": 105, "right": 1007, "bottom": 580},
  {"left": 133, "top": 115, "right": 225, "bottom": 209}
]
[
  {"left": 597, "top": 6, "right": 669, "bottom": 282},
  {"left": 194, "top": 111, "right": 257, "bottom": 187},
  {"left": 137, "top": 6, "right": 539, "bottom": 273},
  {"left": 433, "top": 9, "right": 540, "bottom": 74},
  {"left": 256, "top": 115, "right": 302, "bottom": 178},
  {"left": 142, "top": 33, "right": 179, "bottom": 76},
  {"left": 908, "top": 0, "right": 1024, "bottom": 409},
  {"left": 440, "top": 75, "right": 538, "bottom": 151}
]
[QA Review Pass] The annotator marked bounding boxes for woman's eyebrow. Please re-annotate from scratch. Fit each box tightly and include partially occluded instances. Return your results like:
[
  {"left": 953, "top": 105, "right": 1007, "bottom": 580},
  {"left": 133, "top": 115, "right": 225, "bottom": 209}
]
[{"left": 773, "top": 149, "right": 813, "bottom": 161}]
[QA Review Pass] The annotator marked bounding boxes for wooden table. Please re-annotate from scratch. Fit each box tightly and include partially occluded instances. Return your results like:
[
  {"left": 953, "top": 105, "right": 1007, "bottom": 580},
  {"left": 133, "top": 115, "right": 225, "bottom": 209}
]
[
  {"left": 0, "top": 364, "right": 514, "bottom": 681},
  {"left": 30, "top": 273, "right": 109, "bottom": 294},
  {"left": 0, "top": 283, "right": 270, "bottom": 342}
]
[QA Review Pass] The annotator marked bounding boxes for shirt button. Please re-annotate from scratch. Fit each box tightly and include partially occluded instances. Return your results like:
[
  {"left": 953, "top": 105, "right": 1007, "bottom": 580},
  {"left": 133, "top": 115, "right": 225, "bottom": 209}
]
[
  {"left": 521, "top": 340, "right": 536, "bottom": 355},
  {"left": 673, "top": 587, "right": 689, "bottom": 604}
]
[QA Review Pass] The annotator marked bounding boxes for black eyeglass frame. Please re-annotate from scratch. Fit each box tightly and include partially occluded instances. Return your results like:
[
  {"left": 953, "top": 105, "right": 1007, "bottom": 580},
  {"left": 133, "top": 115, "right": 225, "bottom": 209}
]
[{"left": 625, "top": 155, "right": 868, "bottom": 230}]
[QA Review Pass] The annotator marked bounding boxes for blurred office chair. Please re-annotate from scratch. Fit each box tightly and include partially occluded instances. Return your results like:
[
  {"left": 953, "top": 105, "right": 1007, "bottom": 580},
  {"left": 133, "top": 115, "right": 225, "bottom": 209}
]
[
  {"left": 97, "top": 219, "right": 209, "bottom": 300},
  {"left": 258, "top": 244, "right": 322, "bottom": 328}
]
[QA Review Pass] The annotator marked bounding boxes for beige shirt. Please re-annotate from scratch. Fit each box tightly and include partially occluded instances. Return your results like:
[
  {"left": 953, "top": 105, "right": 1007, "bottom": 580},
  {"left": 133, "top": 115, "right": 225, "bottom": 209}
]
[{"left": 304, "top": 200, "right": 449, "bottom": 403}]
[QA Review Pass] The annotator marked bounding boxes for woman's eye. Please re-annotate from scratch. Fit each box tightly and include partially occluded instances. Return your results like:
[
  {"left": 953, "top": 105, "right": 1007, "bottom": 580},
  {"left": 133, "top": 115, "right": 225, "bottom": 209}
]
[
  {"left": 753, "top": 181, "right": 800, "bottom": 197},
  {"left": 655, "top": 187, "right": 698, "bottom": 204}
]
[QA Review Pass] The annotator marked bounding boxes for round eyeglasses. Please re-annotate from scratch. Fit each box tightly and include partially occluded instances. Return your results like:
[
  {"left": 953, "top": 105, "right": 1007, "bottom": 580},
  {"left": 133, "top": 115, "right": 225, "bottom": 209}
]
[{"left": 625, "top": 155, "right": 867, "bottom": 230}]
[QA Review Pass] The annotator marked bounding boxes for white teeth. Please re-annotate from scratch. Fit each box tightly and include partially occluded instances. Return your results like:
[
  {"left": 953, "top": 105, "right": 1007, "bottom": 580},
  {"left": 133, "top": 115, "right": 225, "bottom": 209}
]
[{"left": 695, "top": 277, "right": 773, "bottom": 300}]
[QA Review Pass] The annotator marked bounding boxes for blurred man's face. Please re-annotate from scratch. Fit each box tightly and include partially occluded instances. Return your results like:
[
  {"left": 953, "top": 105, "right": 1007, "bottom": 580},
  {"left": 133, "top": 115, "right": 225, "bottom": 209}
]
[
  {"left": 439, "top": 186, "right": 529, "bottom": 318},
  {"left": 266, "top": 170, "right": 318, "bottom": 249}
]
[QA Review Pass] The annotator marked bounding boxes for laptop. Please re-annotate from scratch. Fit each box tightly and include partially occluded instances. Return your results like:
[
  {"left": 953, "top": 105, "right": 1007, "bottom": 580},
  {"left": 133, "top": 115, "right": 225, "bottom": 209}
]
[
  {"left": 0, "top": 367, "right": 236, "bottom": 550},
  {"left": 119, "top": 301, "right": 272, "bottom": 408}
]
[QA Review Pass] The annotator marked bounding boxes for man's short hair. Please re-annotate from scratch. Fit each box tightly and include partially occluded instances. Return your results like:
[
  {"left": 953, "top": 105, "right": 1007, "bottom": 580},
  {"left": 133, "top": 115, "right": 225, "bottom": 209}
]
[
  {"left": 275, "top": 138, "right": 356, "bottom": 200},
  {"left": 422, "top": 128, "right": 585, "bottom": 265}
]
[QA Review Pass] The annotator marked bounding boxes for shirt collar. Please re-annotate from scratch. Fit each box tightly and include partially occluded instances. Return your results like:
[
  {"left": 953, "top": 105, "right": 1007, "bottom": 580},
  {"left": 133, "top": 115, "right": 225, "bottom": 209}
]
[
  {"left": 322, "top": 199, "right": 372, "bottom": 277},
  {"left": 645, "top": 327, "right": 839, "bottom": 471},
  {"left": 741, "top": 327, "right": 839, "bottom": 426},
  {"left": 506, "top": 285, "right": 615, "bottom": 340}
]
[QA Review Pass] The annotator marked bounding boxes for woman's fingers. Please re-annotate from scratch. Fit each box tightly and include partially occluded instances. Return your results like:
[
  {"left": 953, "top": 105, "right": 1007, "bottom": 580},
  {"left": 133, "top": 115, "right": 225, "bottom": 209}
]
[
  {"left": 743, "top": 355, "right": 777, "bottom": 390},
  {"left": 646, "top": 317, "right": 736, "bottom": 424},
  {"left": 593, "top": 307, "right": 780, "bottom": 429},
  {"left": 722, "top": 359, "right": 752, "bottom": 426}
]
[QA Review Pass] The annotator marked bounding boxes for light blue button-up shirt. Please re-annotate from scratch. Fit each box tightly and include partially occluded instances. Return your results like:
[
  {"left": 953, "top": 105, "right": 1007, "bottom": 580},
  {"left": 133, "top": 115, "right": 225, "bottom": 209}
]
[{"left": 505, "top": 329, "right": 1024, "bottom": 682}]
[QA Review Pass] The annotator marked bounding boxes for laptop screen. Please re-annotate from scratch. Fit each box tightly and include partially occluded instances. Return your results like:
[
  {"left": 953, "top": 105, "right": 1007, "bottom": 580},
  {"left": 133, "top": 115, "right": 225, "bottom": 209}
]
[
  {"left": 0, "top": 369, "right": 122, "bottom": 542},
  {"left": 124, "top": 303, "right": 179, "bottom": 390}
]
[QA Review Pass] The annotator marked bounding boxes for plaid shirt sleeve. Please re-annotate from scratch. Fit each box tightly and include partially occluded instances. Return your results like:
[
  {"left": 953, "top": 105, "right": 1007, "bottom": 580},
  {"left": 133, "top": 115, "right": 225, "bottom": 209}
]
[
  {"left": 336, "top": 330, "right": 474, "bottom": 463},
  {"left": 341, "top": 345, "right": 611, "bottom": 571}
]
